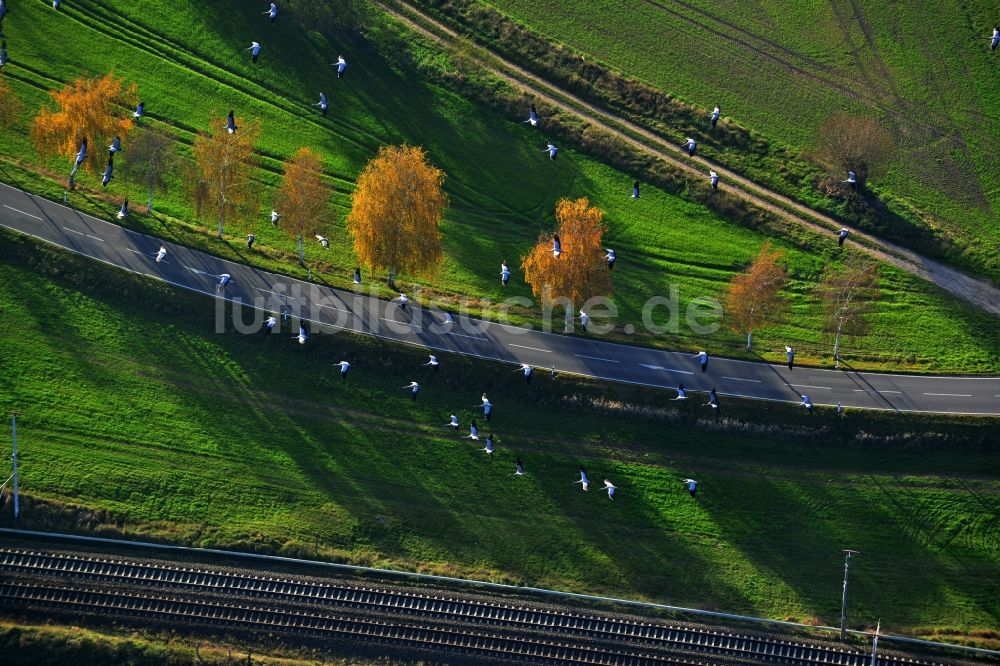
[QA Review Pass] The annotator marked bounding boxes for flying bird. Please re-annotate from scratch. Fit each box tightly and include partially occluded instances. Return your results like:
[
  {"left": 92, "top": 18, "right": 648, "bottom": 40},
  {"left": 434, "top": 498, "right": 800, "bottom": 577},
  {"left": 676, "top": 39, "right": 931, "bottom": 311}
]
[
  {"left": 293, "top": 323, "right": 308, "bottom": 344},
  {"left": 335, "top": 361, "right": 351, "bottom": 378},
  {"left": 264, "top": 316, "right": 277, "bottom": 334},
  {"left": 263, "top": 2, "right": 277, "bottom": 23},
  {"left": 402, "top": 381, "right": 420, "bottom": 400},
  {"left": 481, "top": 434, "right": 494, "bottom": 455},
  {"left": 316, "top": 92, "right": 328, "bottom": 116},
  {"left": 682, "top": 479, "right": 698, "bottom": 497},
  {"left": 524, "top": 104, "right": 538, "bottom": 127},
  {"left": 248, "top": 41, "right": 262, "bottom": 64},
  {"left": 133, "top": 101, "right": 145, "bottom": 119},
  {"left": 107, "top": 135, "right": 121, "bottom": 155},
  {"left": 446, "top": 414, "right": 459, "bottom": 431},
  {"left": 116, "top": 199, "right": 129, "bottom": 220},
  {"left": 544, "top": 142, "right": 558, "bottom": 160},
  {"left": 154, "top": 245, "right": 167, "bottom": 263},
  {"left": 466, "top": 420, "right": 480, "bottom": 441},
  {"left": 603, "top": 479, "right": 617, "bottom": 500},
  {"left": 511, "top": 458, "right": 524, "bottom": 477},
  {"left": 574, "top": 467, "right": 590, "bottom": 491},
  {"left": 552, "top": 234, "right": 562, "bottom": 258},
  {"left": 74, "top": 138, "right": 88, "bottom": 166},
  {"left": 225, "top": 110, "right": 237, "bottom": 134},
  {"left": 315, "top": 235, "right": 329, "bottom": 248},
  {"left": 424, "top": 355, "right": 439, "bottom": 371},
  {"left": 101, "top": 156, "right": 114, "bottom": 187},
  {"left": 333, "top": 55, "right": 347, "bottom": 78}
]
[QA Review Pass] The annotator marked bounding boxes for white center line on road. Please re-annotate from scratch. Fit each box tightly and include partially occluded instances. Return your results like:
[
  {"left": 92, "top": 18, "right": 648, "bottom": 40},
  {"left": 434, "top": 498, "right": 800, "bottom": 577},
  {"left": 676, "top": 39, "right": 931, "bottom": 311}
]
[
  {"left": 575, "top": 354, "right": 619, "bottom": 363},
  {"left": 86, "top": 234, "right": 104, "bottom": 242},
  {"left": 379, "top": 316, "right": 417, "bottom": 327},
  {"left": 255, "top": 287, "right": 296, "bottom": 300},
  {"left": 877, "top": 390, "right": 902, "bottom": 394},
  {"left": 319, "top": 304, "right": 346, "bottom": 312},
  {"left": 447, "top": 331, "right": 489, "bottom": 341},
  {"left": 63, "top": 227, "right": 84, "bottom": 236},
  {"left": 791, "top": 384, "right": 832, "bottom": 390},
  {"left": 722, "top": 376, "right": 762, "bottom": 383},
  {"left": 922, "top": 393, "right": 972, "bottom": 397},
  {"left": 853, "top": 389, "right": 868, "bottom": 392},
  {"left": 639, "top": 363, "right": 694, "bottom": 375},
  {"left": 5, "top": 205, "right": 43, "bottom": 220},
  {"left": 509, "top": 343, "right": 552, "bottom": 353}
]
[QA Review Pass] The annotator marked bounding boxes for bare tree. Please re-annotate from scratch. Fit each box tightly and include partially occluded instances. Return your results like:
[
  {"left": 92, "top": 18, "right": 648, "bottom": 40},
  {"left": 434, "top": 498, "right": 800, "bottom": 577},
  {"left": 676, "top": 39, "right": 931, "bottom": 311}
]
[
  {"left": 813, "top": 113, "right": 894, "bottom": 190},
  {"left": 123, "top": 128, "right": 176, "bottom": 212},
  {"left": 817, "top": 256, "right": 880, "bottom": 367}
]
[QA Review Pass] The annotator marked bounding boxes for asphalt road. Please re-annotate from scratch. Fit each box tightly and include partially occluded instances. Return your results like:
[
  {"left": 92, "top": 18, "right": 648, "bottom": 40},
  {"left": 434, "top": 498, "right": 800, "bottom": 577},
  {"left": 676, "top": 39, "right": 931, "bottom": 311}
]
[{"left": 3, "top": 182, "right": 999, "bottom": 416}]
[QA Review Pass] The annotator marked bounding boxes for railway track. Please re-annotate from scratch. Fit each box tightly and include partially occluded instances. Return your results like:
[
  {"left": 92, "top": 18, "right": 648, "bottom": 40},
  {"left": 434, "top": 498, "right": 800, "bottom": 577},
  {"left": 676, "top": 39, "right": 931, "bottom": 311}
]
[{"left": 0, "top": 547, "right": 948, "bottom": 665}]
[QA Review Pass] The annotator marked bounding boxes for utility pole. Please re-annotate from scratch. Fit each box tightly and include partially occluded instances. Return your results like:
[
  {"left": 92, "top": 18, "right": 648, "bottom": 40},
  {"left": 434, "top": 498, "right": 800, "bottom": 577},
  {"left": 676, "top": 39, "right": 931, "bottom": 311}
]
[
  {"left": 841, "top": 549, "right": 860, "bottom": 641},
  {"left": 871, "top": 619, "right": 880, "bottom": 666},
  {"left": 11, "top": 413, "right": 21, "bottom": 522}
]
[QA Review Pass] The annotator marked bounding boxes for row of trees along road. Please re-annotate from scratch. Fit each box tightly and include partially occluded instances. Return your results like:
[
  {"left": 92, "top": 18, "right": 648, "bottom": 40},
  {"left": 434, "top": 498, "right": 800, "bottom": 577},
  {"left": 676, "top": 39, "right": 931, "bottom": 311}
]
[{"left": 24, "top": 73, "right": 881, "bottom": 361}]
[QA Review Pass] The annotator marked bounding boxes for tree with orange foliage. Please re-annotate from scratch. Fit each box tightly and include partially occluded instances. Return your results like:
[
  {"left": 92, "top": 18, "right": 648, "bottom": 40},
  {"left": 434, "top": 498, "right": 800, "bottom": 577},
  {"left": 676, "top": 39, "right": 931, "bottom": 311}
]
[
  {"left": 30, "top": 73, "right": 137, "bottom": 189},
  {"left": 724, "top": 241, "right": 788, "bottom": 350},
  {"left": 521, "top": 197, "right": 612, "bottom": 316},
  {"left": 346, "top": 145, "right": 448, "bottom": 287},
  {"left": 276, "top": 147, "right": 332, "bottom": 265},
  {"left": 0, "top": 77, "right": 23, "bottom": 128},
  {"left": 188, "top": 113, "right": 261, "bottom": 239}
]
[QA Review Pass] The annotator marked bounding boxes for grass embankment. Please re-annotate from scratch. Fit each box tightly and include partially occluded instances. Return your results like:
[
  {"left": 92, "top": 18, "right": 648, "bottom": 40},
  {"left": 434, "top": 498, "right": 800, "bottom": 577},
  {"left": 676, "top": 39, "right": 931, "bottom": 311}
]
[
  {"left": 461, "top": 0, "right": 1000, "bottom": 281},
  {"left": 0, "top": 1, "right": 998, "bottom": 372},
  {"left": 0, "top": 231, "right": 997, "bottom": 642},
  {"left": 0, "top": 620, "right": 389, "bottom": 666}
]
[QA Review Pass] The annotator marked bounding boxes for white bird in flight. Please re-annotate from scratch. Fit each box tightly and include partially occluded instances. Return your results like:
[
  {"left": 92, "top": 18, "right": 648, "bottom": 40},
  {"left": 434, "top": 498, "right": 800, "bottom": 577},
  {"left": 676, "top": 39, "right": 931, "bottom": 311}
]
[
  {"left": 603, "top": 479, "right": 617, "bottom": 500},
  {"left": 574, "top": 467, "right": 590, "bottom": 491},
  {"left": 293, "top": 323, "right": 308, "bottom": 344}
]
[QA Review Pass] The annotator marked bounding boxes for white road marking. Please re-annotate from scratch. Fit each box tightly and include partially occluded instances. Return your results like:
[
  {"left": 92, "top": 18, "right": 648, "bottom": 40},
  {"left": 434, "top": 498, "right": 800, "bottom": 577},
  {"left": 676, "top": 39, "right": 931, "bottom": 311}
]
[
  {"left": 722, "top": 376, "right": 762, "bottom": 383},
  {"left": 5, "top": 205, "right": 43, "bottom": 220},
  {"left": 184, "top": 266, "right": 213, "bottom": 276},
  {"left": 448, "top": 331, "right": 489, "bottom": 341},
  {"left": 853, "top": 389, "right": 868, "bottom": 392},
  {"left": 86, "top": 234, "right": 104, "bottom": 242},
  {"left": 255, "top": 287, "right": 297, "bottom": 299},
  {"left": 876, "top": 390, "right": 902, "bottom": 394},
  {"left": 509, "top": 343, "right": 552, "bottom": 353},
  {"left": 63, "top": 227, "right": 85, "bottom": 235},
  {"left": 922, "top": 393, "right": 972, "bottom": 397},
  {"left": 379, "top": 316, "right": 417, "bottom": 327},
  {"left": 791, "top": 384, "right": 832, "bottom": 390},
  {"left": 639, "top": 363, "right": 693, "bottom": 375},
  {"left": 319, "top": 304, "right": 345, "bottom": 311},
  {"left": 575, "top": 354, "right": 619, "bottom": 363}
]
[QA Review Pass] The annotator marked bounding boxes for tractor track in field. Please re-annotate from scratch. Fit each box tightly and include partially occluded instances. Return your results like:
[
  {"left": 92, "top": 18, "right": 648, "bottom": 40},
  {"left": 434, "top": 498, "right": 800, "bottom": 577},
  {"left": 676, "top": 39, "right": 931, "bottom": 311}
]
[{"left": 380, "top": 1, "right": 1000, "bottom": 318}]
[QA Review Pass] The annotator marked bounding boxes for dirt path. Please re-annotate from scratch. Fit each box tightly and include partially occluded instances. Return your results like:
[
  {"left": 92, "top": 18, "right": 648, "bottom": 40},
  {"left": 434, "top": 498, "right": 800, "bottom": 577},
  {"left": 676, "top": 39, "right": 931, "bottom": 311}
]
[{"left": 379, "top": 1, "right": 1000, "bottom": 317}]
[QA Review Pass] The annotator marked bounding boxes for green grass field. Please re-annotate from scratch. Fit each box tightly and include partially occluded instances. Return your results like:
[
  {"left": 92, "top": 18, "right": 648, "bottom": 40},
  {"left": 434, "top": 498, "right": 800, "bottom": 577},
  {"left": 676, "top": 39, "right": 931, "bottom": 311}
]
[
  {"left": 1, "top": 232, "right": 998, "bottom": 641},
  {"left": 480, "top": 0, "right": 1000, "bottom": 280},
  {"left": 1, "top": 0, "right": 999, "bottom": 374}
]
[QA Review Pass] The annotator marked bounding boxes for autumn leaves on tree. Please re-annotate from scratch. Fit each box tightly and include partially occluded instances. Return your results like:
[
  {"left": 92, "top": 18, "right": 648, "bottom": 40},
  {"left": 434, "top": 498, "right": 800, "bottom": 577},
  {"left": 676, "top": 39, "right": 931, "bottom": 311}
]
[
  {"left": 189, "top": 113, "right": 261, "bottom": 239},
  {"left": 724, "top": 241, "right": 788, "bottom": 351},
  {"left": 522, "top": 197, "right": 612, "bottom": 310},
  {"left": 277, "top": 147, "right": 332, "bottom": 265},
  {"left": 346, "top": 145, "right": 448, "bottom": 285},
  {"left": 30, "top": 73, "right": 137, "bottom": 189}
]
